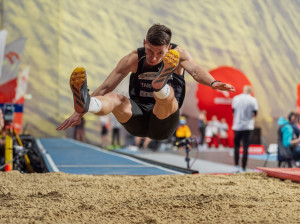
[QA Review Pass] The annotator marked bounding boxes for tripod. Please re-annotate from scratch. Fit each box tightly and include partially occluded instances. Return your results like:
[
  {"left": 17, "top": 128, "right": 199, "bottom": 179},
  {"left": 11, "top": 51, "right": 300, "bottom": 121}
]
[
  {"left": 176, "top": 138, "right": 193, "bottom": 169},
  {"left": 0, "top": 125, "right": 34, "bottom": 172}
]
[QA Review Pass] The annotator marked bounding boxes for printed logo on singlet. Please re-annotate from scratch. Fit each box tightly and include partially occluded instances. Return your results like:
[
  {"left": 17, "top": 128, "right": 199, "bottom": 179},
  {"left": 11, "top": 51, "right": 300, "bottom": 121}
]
[
  {"left": 138, "top": 72, "right": 155, "bottom": 98},
  {"left": 140, "top": 91, "right": 153, "bottom": 97},
  {"left": 138, "top": 72, "right": 157, "bottom": 80}
]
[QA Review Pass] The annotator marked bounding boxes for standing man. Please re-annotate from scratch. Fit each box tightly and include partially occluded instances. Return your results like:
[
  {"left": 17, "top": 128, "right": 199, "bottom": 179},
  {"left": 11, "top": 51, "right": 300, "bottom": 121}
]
[
  {"left": 110, "top": 114, "right": 122, "bottom": 149},
  {"left": 57, "top": 24, "right": 235, "bottom": 141},
  {"left": 232, "top": 85, "right": 258, "bottom": 172}
]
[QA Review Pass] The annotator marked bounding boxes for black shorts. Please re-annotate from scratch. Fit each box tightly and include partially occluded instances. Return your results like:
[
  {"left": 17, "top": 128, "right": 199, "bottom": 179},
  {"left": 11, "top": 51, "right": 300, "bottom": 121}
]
[{"left": 121, "top": 99, "right": 179, "bottom": 140}]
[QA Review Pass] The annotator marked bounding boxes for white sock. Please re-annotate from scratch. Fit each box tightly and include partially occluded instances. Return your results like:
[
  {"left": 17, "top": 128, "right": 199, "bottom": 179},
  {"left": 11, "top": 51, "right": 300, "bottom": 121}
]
[
  {"left": 88, "top": 97, "right": 102, "bottom": 114},
  {"left": 154, "top": 84, "right": 170, "bottom": 99}
]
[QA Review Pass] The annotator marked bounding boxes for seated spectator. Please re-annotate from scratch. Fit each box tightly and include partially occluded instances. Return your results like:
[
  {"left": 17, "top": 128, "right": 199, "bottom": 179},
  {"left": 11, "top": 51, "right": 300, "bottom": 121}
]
[
  {"left": 176, "top": 116, "right": 191, "bottom": 140},
  {"left": 175, "top": 116, "right": 191, "bottom": 150}
]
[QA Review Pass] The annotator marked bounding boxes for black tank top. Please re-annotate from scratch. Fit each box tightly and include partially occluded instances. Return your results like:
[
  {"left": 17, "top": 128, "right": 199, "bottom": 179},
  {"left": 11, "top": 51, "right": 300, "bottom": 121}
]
[{"left": 129, "top": 43, "right": 186, "bottom": 109}]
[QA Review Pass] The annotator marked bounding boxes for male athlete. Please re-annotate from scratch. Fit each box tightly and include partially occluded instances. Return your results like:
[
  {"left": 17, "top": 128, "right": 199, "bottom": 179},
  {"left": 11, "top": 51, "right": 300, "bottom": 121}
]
[{"left": 57, "top": 24, "right": 235, "bottom": 140}]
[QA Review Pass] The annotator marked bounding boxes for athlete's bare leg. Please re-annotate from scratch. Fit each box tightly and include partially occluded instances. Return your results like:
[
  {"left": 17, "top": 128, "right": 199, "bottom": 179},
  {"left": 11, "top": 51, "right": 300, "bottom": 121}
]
[
  {"left": 152, "top": 86, "right": 178, "bottom": 119},
  {"left": 93, "top": 92, "right": 132, "bottom": 123}
]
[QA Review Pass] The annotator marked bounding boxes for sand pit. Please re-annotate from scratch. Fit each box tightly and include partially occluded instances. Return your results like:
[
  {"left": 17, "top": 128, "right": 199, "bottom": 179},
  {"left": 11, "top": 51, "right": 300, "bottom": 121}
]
[{"left": 0, "top": 171, "right": 299, "bottom": 223}]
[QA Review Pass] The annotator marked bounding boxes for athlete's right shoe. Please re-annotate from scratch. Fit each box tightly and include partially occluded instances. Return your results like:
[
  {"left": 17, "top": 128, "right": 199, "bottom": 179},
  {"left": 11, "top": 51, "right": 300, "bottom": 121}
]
[
  {"left": 70, "top": 67, "right": 90, "bottom": 114},
  {"left": 152, "top": 49, "right": 180, "bottom": 91}
]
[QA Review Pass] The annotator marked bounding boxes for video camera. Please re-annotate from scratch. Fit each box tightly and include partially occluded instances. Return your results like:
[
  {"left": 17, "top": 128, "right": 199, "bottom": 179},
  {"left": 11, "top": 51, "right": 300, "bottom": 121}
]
[
  {"left": 175, "top": 137, "right": 192, "bottom": 148},
  {"left": 2, "top": 104, "right": 15, "bottom": 127}
]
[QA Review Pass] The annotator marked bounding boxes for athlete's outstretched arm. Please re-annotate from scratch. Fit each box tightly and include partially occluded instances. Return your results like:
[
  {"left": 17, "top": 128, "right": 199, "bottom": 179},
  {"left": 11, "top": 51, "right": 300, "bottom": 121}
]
[
  {"left": 177, "top": 47, "right": 235, "bottom": 92},
  {"left": 91, "top": 50, "right": 138, "bottom": 97}
]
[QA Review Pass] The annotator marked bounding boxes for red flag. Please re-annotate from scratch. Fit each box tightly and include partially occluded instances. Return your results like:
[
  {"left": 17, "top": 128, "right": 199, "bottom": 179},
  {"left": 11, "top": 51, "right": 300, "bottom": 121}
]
[
  {"left": 0, "top": 37, "right": 26, "bottom": 85},
  {"left": 297, "top": 84, "right": 300, "bottom": 114}
]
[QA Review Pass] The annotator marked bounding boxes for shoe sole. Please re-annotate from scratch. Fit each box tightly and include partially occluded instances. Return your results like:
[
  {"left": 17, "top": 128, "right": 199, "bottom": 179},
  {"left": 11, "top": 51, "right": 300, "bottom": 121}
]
[
  {"left": 152, "top": 49, "right": 180, "bottom": 91},
  {"left": 70, "top": 67, "right": 88, "bottom": 113}
]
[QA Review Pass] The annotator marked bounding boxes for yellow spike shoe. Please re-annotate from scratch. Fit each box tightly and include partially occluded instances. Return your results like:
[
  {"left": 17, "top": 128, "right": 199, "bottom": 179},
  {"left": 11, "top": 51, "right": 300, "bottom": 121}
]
[
  {"left": 152, "top": 49, "right": 180, "bottom": 91},
  {"left": 70, "top": 67, "right": 90, "bottom": 113}
]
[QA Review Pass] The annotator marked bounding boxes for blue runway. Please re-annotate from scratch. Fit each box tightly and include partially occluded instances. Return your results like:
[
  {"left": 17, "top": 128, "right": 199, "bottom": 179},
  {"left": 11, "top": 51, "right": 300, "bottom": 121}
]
[{"left": 37, "top": 138, "right": 182, "bottom": 175}]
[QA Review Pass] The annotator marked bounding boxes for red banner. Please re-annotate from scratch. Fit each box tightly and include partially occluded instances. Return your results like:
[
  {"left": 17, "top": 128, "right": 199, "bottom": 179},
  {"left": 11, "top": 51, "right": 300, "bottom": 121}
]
[{"left": 297, "top": 84, "right": 300, "bottom": 114}]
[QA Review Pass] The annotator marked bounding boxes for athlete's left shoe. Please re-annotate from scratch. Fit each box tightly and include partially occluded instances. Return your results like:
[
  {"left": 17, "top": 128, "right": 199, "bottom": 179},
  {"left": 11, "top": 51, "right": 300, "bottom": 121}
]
[
  {"left": 152, "top": 49, "right": 180, "bottom": 91},
  {"left": 70, "top": 67, "right": 90, "bottom": 114}
]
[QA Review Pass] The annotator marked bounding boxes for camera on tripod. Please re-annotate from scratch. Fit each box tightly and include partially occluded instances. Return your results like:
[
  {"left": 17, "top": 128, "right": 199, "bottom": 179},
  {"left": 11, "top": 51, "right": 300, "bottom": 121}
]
[
  {"left": 176, "top": 137, "right": 192, "bottom": 148},
  {"left": 2, "top": 104, "right": 15, "bottom": 127}
]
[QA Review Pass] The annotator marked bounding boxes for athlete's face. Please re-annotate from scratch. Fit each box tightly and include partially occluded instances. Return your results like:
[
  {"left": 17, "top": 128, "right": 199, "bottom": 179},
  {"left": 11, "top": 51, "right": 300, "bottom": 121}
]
[{"left": 143, "top": 40, "right": 171, "bottom": 66}]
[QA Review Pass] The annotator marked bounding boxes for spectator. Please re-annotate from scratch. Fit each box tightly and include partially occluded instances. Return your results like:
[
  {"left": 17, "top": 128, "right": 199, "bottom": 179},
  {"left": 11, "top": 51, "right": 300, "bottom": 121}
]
[
  {"left": 205, "top": 120, "right": 213, "bottom": 148},
  {"left": 110, "top": 114, "right": 122, "bottom": 149},
  {"left": 232, "top": 85, "right": 258, "bottom": 172},
  {"left": 219, "top": 118, "right": 229, "bottom": 147},
  {"left": 207, "top": 115, "right": 220, "bottom": 148},
  {"left": 74, "top": 117, "right": 86, "bottom": 142},
  {"left": 99, "top": 115, "right": 110, "bottom": 149},
  {"left": 176, "top": 116, "right": 191, "bottom": 141},
  {"left": 198, "top": 110, "right": 207, "bottom": 145},
  {"left": 175, "top": 116, "right": 192, "bottom": 150},
  {"left": 277, "top": 112, "right": 300, "bottom": 167},
  {"left": 292, "top": 113, "right": 300, "bottom": 138}
]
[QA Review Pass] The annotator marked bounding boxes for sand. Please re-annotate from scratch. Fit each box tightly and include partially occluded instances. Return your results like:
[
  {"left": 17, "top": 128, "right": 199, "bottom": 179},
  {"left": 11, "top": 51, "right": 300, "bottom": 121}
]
[{"left": 0, "top": 171, "right": 299, "bottom": 224}]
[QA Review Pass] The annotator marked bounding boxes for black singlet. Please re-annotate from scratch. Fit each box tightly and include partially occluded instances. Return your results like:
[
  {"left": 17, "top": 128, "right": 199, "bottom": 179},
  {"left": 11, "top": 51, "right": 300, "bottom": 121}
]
[{"left": 128, "top": 43, "right": 185, "bottom": 110}]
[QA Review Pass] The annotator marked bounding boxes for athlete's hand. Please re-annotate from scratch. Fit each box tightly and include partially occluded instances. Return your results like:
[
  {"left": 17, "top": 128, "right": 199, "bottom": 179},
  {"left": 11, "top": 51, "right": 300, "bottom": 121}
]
[
  {"left": 56, "top": 111, "right": 84, "bottom": 130},
  {"left": 212, "top": 81, "right": 235, "bottom": 92}
]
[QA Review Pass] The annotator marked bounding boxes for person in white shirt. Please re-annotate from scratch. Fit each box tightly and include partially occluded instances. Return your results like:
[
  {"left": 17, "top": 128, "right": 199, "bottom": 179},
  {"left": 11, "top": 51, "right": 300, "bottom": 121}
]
[{"left": 232, "top": 85, "right": 258, "bottom": 172}]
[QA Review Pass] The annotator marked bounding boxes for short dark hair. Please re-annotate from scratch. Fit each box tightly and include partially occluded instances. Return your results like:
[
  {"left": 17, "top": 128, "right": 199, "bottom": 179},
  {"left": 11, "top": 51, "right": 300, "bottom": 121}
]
[
  {"left": 146, "top": 24, "right": 172, "bottom": 46},
  {"left": 288, "top": 112, "right": 297, "bottom": 122}
]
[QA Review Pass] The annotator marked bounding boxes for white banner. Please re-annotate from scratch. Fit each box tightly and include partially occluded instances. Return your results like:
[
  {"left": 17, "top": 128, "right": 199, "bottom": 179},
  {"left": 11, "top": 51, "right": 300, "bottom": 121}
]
[
  {"left": 15, "top": 66, "right": 30, "bottom": 102},
  {"left": 0, "top": 29, "right": 8, "bottom": 79},
  {"left": 0, "top": 37, "right": 27, "bottom": 85}
]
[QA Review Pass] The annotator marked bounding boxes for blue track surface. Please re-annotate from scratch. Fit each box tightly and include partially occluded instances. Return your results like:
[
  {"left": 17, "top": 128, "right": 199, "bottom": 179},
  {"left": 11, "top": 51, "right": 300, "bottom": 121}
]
[{"left": 37, "top": 138, "right": 182, "bottom": 175}]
